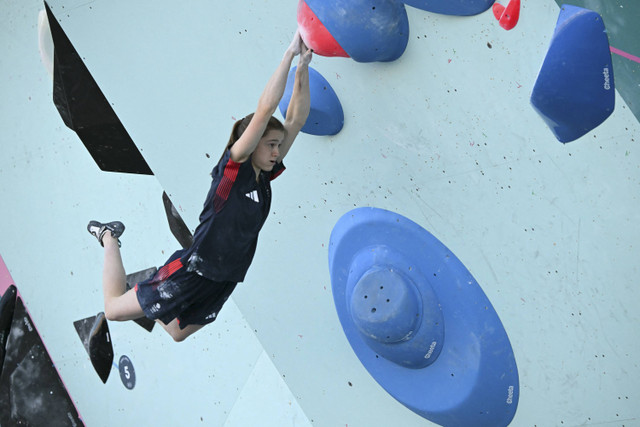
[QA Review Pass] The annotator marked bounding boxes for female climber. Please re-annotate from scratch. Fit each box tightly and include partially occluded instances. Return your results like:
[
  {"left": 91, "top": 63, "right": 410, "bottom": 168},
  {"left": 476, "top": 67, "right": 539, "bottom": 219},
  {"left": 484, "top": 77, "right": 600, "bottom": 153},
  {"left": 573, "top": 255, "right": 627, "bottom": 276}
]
[{"left": 87, "top": 31, "right": 312, "bottom": 342}]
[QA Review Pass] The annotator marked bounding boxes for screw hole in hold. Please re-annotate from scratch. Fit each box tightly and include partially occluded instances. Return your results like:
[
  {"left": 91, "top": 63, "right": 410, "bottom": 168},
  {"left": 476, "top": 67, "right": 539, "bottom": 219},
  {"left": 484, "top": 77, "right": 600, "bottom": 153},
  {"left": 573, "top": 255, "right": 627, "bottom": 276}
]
[
  {"left": 371, "top": 308, "right": 377, "bottom": 313},
  {"left": 364, "top": 295, "right": 368, "bottom": 299},
  {"left": 380, "top": 286, "right": 384, "bottom": 289},
  {"left": 386, "top": 299, "right": 390, "bottom": 302}
]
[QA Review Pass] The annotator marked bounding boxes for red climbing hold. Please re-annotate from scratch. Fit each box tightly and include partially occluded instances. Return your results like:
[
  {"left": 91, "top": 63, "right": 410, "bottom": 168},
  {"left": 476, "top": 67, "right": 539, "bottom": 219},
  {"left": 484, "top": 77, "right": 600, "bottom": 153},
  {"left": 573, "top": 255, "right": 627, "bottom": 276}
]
[
  {"left": 297, "top": 0, "right": 349, "bottom": 58},
  {"left": 492, "top": 0, "right": 520, "bottom": 31}
]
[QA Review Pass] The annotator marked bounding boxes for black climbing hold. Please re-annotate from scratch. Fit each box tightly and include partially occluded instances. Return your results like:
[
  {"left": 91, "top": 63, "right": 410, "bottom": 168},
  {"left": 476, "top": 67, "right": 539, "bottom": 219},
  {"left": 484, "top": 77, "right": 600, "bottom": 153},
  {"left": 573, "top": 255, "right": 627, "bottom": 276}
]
[
  {"left": 0, "top": 285, "right": 17, "bottom": 378},
  {"left": 162, "top": 191, "right": 193, "bottom": 249},
  {"left": 73, "top": 312, "right": 114, "bottom": 384}
]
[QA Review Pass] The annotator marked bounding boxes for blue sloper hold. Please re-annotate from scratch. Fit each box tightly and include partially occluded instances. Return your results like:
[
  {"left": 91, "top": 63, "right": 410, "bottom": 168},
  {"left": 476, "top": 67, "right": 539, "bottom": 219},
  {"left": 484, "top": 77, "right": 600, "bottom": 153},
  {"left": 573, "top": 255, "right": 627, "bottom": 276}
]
[
  {"left": 279, "top": 66, "right": 344, "bottom": 136},
  {"left": 329, "top": 208, "right": 519, "bottom": 427},
  {"left": 531, "top": 5, "right": 615, "bottom": 143},
  {"left": 401, "top": 0, "right": 495, "bottom": 16},
  {"left": 305, "top": 0, "right": 409, "bottom": 62}
]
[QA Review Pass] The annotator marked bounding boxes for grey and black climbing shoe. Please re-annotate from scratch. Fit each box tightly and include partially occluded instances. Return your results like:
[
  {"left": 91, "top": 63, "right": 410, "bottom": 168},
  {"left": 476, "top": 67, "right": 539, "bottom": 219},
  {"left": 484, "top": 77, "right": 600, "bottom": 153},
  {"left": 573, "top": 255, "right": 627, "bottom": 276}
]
[{"left": 87, "top": 220, "right": 125, "bottom": 247}]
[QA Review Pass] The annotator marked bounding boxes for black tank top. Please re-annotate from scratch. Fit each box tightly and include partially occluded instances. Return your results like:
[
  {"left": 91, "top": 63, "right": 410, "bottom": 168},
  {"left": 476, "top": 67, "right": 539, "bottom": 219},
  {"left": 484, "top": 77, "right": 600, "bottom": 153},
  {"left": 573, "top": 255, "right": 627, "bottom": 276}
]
[{"left": 181, "top": 149, "right": 285, "bottom": 282}]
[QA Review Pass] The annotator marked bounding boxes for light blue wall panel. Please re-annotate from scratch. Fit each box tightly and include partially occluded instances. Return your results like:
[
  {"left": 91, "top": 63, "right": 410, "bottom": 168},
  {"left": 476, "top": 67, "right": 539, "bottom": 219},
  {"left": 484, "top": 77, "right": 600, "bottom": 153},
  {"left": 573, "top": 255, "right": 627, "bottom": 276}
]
[{"left": 0, "top": 2, "right": 273, "bottom": 425}]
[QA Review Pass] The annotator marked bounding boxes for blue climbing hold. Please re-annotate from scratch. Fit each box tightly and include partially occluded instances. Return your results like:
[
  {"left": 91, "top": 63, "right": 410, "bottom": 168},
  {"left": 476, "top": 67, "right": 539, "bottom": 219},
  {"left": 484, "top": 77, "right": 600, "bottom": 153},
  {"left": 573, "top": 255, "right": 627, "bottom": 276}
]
[
  {"left": 303, "top": 0, "right": 409, "bottom": 62},
  {"left": 531, "top": 5, "right": 615, "bottom": 143},
  {"left": 279, "top": 66, "right": 344, "bottom": 136},
  {"left": 401, "top": 0, "right": 495, "bottom": 16},
  {"left": 329, "top": 207, "right": 519, "bottom": 427}
]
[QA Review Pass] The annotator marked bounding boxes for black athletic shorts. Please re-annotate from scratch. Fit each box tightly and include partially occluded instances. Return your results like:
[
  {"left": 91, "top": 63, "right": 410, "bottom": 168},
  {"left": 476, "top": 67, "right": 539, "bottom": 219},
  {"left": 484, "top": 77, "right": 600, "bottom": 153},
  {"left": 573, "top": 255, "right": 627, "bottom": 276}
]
[{"left": 135, "top": 252, "right": 237, "bottom": 329}]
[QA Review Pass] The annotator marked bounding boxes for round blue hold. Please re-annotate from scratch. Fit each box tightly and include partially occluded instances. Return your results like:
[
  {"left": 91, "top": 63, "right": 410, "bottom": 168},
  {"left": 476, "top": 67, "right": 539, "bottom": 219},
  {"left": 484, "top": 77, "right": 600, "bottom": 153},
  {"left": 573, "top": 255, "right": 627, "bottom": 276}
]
[
  {"left": 279, "top": 66, "right": 344, "bottom": 136},
  {"left": 350, "top": 268, "right": 421, "bottom": 344},
  {"left": 344, "top": 247, "right": 445, "bottom": 370}
]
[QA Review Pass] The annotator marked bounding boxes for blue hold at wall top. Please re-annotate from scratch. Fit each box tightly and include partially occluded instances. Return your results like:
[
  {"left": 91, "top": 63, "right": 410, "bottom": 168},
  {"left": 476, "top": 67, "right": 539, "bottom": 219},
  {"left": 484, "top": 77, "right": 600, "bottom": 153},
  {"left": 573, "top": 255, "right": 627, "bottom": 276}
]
[
  {"left": 304, "top": 0, "right": 409, "bottom": 63},
  {"left": 329, "top": 207, "right": 519, "bottom": 427},
  {"left": 401, "top": 0, "right": 495, "bottom": 16}
]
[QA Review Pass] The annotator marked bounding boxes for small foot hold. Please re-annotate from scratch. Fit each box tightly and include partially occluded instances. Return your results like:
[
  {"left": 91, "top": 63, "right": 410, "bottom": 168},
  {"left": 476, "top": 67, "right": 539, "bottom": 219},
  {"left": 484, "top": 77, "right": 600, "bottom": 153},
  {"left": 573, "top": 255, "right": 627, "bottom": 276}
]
[{"left": 492, "top": 0, "right": 520, "bottom": 31}]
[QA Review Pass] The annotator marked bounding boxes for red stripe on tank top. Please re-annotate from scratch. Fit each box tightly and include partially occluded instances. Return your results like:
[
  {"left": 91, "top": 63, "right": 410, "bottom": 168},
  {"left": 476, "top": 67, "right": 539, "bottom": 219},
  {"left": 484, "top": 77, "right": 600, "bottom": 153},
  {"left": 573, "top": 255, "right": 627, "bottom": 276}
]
[
  {"left": 214, "top": 158, "right": 242, "bottom": 212},
  {"left": 271, "top": 166, "right": 285, "bottom": 181}
]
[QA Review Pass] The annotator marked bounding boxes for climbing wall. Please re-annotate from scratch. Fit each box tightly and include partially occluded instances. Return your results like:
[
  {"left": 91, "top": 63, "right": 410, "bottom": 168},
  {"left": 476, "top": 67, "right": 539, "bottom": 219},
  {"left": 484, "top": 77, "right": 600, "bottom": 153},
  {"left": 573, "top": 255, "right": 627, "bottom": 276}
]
[{"left": 2, "top": 0, "right": 639, "bottom": 426}]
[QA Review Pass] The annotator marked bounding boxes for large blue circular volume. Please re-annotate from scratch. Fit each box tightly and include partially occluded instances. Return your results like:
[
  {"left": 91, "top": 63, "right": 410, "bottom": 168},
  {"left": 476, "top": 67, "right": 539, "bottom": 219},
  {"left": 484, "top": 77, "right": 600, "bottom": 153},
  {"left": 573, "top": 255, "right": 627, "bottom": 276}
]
[{"left": 329, "top": 208, "right": 519, "bottom": 427}]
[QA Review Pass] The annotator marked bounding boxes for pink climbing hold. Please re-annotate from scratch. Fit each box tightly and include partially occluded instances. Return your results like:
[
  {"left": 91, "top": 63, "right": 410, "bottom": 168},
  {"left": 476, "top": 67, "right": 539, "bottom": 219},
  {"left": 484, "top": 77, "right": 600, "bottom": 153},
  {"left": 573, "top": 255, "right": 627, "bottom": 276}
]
[
  {"left": 297, "top": 0, "right": 349, "bottom": 58},
  {"left": 492, "top": 0, "right": 520, "bottom": 31}
]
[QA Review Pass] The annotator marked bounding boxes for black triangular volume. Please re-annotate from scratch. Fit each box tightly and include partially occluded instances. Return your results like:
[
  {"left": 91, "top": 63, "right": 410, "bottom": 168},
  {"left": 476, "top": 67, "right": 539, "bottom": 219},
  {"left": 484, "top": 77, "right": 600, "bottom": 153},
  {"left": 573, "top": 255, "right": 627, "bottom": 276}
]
[
  {"left": 74, "top": 313, "right": 114, "bottom": 383},
  {"left": 88, "top": 312, "right": 114, "bottom": 384},
  {"left": 44, "top": 1, "right": 153, "bottom": 175},
  {"left": 73, "top": 314, "right": 98, "bottom": 354},
  {"left": 163, "top": 192, "right": 194, "bottom": 249}
]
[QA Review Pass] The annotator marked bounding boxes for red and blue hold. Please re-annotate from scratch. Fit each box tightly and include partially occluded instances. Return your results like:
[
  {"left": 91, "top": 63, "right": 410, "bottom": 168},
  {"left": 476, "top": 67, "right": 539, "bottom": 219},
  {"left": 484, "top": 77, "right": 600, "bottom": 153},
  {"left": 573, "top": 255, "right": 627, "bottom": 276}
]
[{"left": 297, "top": 0, "right": 410, "bottom": 63}]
